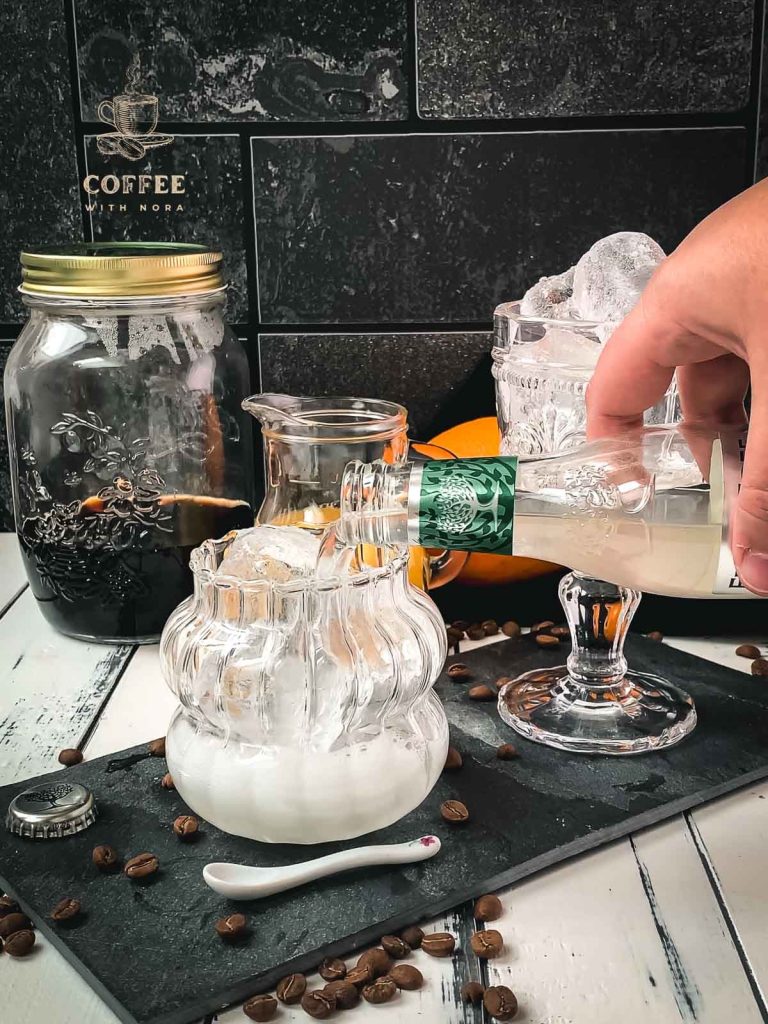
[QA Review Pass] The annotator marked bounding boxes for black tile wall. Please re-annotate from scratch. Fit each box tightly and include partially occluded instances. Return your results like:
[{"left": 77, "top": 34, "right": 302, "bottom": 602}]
[
  {"left": 259, "top": 333, "right": 494, "bottom": 439},
  {"left": 76, "top": 0, "right": 408, "bottom": 122},
  {"left": 83, "top": 134, "right": 248, "bottom": 321},
  {"left": 417, "top": 0, "right": 754, "bottom": 119},
  {"left": 0, "top": 2, "right": 82, "bottom": 322},
  {"left": 0, "top": 0, "right": 763, "bottom": 528},
  {"left": 253, "top": 130, "right": 747, "bottom": 324}
]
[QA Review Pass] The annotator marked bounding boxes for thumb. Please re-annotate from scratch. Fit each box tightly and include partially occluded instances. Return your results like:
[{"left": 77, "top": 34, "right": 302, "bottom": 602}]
[{"left": 732, "top": 369, "right": 768, "bottom": 595}]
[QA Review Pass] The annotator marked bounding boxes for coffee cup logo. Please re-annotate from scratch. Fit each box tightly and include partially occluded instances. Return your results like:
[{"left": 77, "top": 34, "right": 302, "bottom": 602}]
[{"left": 96, "top": 53, "right": 173, "bottom": 161}]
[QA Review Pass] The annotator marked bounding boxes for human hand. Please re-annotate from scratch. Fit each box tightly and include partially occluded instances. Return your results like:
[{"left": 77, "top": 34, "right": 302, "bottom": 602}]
[{"left": 586, "top": 179, "right": 768, "bottom": 594}]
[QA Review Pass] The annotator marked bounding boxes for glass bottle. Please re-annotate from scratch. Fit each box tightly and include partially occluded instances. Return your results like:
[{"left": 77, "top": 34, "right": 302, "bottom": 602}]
[
  {"left": 337, "top": 427, "right": 755, "bottom": 753},
  {"left": 4, "top": 243, "right": 255, "bottom": 644}
]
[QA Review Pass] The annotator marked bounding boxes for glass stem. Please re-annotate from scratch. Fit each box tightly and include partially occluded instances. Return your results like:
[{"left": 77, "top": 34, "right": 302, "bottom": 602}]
[{"left": 560, "top": 571, "right": 641, "bottom": 691}]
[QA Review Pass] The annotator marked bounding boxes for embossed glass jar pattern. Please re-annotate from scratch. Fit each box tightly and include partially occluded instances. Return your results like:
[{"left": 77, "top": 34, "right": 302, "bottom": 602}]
[
  {"left": 4, "top": 243, "right": 255, "bottom": 643},
  {"left": 160, "top": 533, "right": 449, "bottom": 844}
]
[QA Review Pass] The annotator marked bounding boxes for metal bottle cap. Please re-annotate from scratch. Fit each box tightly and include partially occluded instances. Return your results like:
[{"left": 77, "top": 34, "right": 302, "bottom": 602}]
[{"left": 6, "top": 781, "right": 97, "bottom": 839}]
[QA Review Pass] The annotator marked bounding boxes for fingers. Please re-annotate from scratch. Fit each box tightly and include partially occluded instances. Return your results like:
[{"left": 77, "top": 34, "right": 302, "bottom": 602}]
[
  {"left": 733, "top": 364, "right": 768, "bottom": 594},
  {"left": 586, "top": 291, "right": 730, "bottom": 440},
  {"left": 676, "top": 356, "right": 749, "bottom": 428},
  {"left": 586, "top": 300, "right": 678, "bottom": 439}
]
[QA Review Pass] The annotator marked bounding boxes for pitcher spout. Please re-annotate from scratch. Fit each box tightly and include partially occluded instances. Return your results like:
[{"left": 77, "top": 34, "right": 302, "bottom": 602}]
[{"left": 241, "top": 393, "right": 309, "bottom": 433}]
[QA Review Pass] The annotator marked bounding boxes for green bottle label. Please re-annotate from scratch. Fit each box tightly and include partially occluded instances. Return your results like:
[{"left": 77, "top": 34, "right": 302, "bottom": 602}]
[{"left": 416, "top": 457, "right": 517, "bottom": 554}]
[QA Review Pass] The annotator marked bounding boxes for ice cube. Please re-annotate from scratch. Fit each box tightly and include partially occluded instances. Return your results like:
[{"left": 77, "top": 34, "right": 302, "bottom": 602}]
[
  {"left": 571, "top": 232, "right": 665, "bottom": 326},
  {"left": 529, "top": 327, "right": 600, "bottom": 369},
  {"left": 218, "top": 524, "right": 322, "bottom": 581},
  {"left": 520, "top": 266, "right": 576, "bottom": 319}
]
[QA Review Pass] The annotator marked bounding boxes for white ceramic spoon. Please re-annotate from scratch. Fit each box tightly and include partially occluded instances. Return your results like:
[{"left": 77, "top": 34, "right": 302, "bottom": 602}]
[{"left": 203, "top": 834, "right": 441, "bottom": 900}]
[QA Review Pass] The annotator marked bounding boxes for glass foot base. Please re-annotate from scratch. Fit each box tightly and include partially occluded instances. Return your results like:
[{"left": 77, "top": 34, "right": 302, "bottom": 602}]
[{"left": 498, "top": 666, "right": 697, "bottom": 756}]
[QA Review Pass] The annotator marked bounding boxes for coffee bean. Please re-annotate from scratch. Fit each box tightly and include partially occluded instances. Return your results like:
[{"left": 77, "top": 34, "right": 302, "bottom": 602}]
[
  {"left": 345, "top": 964, "right": 374, "bottom": 988},
  {"left": 92, "top": 845, "right": 120, "bottom": 872},
  {"left": 474, "top": 893, "right": 503, "bottom": 921},
  {"left": 470, "top": 928, "right": 504, "bottom": 958},
  {"left": 323, "top": 980, "right": 359, "bottom": 1009},
  {"left": 243, "top": 994, "right": 277, "bottom": 1022},
  {"left": 58, "top": 748, "right": 83, "bottom": 767},
  {"left": 444, "top": 746, "right": 463, "bottom": 770},
  {"left": 124, "top": 853, "right": 159, "bottom": 879},
  {"left": 501, "top": 620, "right": 521, "bottom": 638},
  {"left": 319, "top": 957, "right": 346, "bottom": 981},
  {"left": 399, "top": 925, "right": 424, "bottom": 949},
  {"left": 535, "top": 633, "right": 559, "bottom": 648},
  {"left": 468, "top": 684, "right": 496, "bottom": 701},
  {"left": 50, "top": 898, "right": 81, "bottom": 922},
  {"left": 301, "top": 989, "right": 336, "bottom": 1018},
  {"left": 441, "top": 799, "right": 469, "bottom": 823},
  {"left": 482, "top": 619, "right": 499, "bottom": 636},
  {"left": 173, "top": 815, "right": 199, "bottom": 841},
  {"left": 466, "top": 625, "right": 487, "bottom": 641},
  {"left": 452, "top": 620, "right": 470, "bottom": 632},
  {"left": 357, "top": 947, "right": 392, "bottom": 977},
  {"left": 0, "top": 913, "right": 32, "bottom": 939},
  {"left": 483, "top": 984, "right": 519, "bottom": 1020},
  {"left": 461, "top": 981, "right": 485, "bottom": 1004},
  {"left": 753, "top": 658, "right": 768, "bottom": 676},
  {"left": 531, "top": 620, "right": 554, "bottom": 634},
  {"left": 421, "top": 931, "right": 455, "bottom": 957},
  {"left": 736, "top": 643, "right": 761, "bottom": 658},
  {"left": 148, "top": 737, "right": 166, "bottom": 757},
  {"left": 0, "top": 895, "right": 20, "bottom": 918},
  {"left": 4, "top": 929, "right": 35, "bottom": 958},
  {"left": 276, "top": 973, "right": 307, "bottom": 1004},
  {"left": 215, "top": 913, "right": 247, "bottom": 940},
  {"left": 647, "top": 630, "right": 664, "bottom": 642},
  {"left": 550, "top": 625, "right": 570, "bottom": 638},
  {"left": 494, "top": 676, "right": 512, "bottom": 690},
  {"left": 389, "top": 963, "right": 423, "bottom": 990},
  {"left": 161, "top": 773, "right": 175, "bottom": 790},
  {"left": 362, "top": 977, "right": 397, "bottom": 1004},
  {"left": 496, "top": 743, "right": 519, "bottom": 761},
  {"left": 381, "top": 934, "right": 410, "bottom": 959},
  {"left": 447, "top": 663, "right": 472, "bottom": 681},
  {"left": 446, "top": 626, "right": 464, "bottom": 643}
]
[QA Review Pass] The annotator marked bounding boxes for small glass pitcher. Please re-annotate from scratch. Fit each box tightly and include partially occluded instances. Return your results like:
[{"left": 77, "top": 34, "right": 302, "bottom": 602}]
[{"left": 243, "top": 394, "right": 465, "bottom": 590}]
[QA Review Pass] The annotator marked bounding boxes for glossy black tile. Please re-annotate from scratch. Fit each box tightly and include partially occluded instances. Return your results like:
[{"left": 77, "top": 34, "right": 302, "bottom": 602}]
[
  {"left": 83, "top": 134, "right": 248, "bottom": 321},
  {"left": 76, "top": 0, "right": 407, "bottom": 122},
  {"left": 252, "top": 130, "right": 748, "bottom": 324},
  {"left": 417, "top": 0, "right": 754, "bottom": 119},
  {"left": 1, "top": 3, "right": 82, "bottom": 322},
  {"left": 258, "top": 332, "right": 494, "bottom": 439}
]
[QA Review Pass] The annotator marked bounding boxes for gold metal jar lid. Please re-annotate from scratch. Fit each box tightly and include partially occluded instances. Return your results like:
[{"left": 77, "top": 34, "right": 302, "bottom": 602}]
[{"left": 19, "top": 242, "right": 224, "bottom": 298}]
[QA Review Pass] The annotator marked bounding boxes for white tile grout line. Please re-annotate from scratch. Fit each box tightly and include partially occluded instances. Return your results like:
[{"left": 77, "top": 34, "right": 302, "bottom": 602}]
[
  {"left": 249, "top": 125, "right": 747, "bottom": 143},
  {"left": 257, "top": 330, "right": 492, "bottom": 338},
  {"left": 753, "top": 3, "right": 767, "bottom": 182},
  {"left": 413, "top": 0, "right": 422, "bottom": 120},
  {"left": 69, "top": 0, "right": 85, "bottom": 122},
  {"left": 249, "top": 140, "right": 263, "bottom": 322}
]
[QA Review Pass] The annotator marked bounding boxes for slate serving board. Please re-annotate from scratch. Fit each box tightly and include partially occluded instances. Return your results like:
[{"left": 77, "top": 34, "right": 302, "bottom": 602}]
[{"left": 2, "top": 636, "right": 768, "bottom": 1024}]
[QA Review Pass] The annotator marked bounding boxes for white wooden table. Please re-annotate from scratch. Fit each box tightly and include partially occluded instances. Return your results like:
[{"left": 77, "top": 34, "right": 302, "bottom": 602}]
[{"left": 2, "top": 531, "right": 768, "bottom": 1024}]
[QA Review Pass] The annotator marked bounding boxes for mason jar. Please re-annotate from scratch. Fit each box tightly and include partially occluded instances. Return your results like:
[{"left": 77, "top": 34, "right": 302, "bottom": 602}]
[{"left": 4, "top": 243, "right": 255, "bottom": 643}]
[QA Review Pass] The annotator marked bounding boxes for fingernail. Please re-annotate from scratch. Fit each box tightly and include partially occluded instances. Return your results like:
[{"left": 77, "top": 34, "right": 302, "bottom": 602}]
[{"left": 737, "top": 550, "right": 768, "bottom": 595}]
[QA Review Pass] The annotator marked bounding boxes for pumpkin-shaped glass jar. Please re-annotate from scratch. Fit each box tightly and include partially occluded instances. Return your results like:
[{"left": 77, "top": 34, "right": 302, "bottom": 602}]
[{"left": 159, "top": 531, "right": 449, "bottom": 844}]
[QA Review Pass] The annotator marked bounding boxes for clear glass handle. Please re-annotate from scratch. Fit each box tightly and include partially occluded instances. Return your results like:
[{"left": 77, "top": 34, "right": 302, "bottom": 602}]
[{"left": 561, "top": 572, "right": 640, "bottom": 690}]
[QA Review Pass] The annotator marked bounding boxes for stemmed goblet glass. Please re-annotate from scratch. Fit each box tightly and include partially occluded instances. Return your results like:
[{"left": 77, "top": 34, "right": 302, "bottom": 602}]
[{"left": 492, "top": 302, "right": 696, "bottom": 755}]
